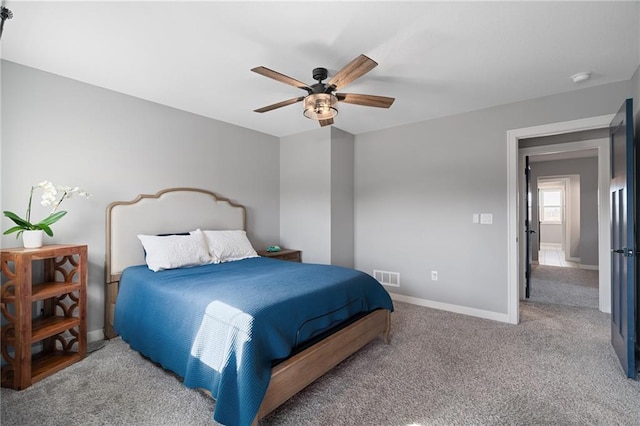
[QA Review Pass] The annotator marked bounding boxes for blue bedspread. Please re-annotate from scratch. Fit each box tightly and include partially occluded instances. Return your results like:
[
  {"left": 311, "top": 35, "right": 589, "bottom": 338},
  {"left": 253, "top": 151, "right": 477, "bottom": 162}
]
[{"left": 114, "top": 257, "right": 393, "bottom": 425}]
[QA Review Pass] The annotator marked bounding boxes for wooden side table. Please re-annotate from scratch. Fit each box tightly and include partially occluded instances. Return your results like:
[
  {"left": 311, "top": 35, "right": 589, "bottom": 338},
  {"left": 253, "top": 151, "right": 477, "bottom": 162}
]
[
  {"left": 257, "top": 248, "right": 302, "bottom": 263},
  {"left": 0, "top": 244, "right": 87, "bottom": 390}
]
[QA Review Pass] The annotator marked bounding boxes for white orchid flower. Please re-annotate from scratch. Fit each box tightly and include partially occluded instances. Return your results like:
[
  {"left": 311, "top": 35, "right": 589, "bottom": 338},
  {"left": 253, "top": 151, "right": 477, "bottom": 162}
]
[
  {"left": 40, "top": 192, "right": 57, "bottom": 206},
  {"left": 39, "top": 181, "right": 56, "bottom": 192},
  {"left": 50, "top": 184, "right": 91, "bottom": 213}
]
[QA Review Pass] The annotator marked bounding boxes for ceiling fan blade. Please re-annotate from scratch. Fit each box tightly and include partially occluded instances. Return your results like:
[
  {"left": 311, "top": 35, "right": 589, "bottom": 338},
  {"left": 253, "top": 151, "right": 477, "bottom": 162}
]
[
  {"left": 336, "top": 93, "right": 395, "bottom": 108},
  {"left": 319, "top": 118, "right": 334, "bottom": 127},
  {"left": 326, "top": 54, "right": 378, "bottom": 90},
  {"left": 254, "top": 96, "right": 305, "bottom": 113},
  {"left": 251, "top": 66, "right": 312, "bottom": 92}
]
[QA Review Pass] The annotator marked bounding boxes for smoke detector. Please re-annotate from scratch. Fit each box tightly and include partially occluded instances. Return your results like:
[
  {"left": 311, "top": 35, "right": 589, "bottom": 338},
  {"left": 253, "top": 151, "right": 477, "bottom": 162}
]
[{"left": 571, "top": 72, "right": 591, "bottom": 83}]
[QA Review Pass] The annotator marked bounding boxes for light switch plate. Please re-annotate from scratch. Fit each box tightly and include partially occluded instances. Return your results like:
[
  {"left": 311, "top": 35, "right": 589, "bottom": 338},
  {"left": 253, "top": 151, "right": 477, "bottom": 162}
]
[
  {"left": 480, "top": 213, "right": 493, "bottom": 224},
  {"left": 472, "top": 213, "right": 479, "bottom": 224}
]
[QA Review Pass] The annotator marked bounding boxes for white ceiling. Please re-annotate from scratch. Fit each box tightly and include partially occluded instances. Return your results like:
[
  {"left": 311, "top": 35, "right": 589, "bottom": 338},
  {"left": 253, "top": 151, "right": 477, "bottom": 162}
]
[{"left": 1, "top": 1, "right": 639, "bottom": 138}]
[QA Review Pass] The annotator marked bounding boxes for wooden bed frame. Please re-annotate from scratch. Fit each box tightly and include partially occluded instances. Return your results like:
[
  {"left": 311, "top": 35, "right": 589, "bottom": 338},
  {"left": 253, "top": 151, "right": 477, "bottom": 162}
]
[{"left": 104, "top": 187, "right": 391, "bottom": 424}]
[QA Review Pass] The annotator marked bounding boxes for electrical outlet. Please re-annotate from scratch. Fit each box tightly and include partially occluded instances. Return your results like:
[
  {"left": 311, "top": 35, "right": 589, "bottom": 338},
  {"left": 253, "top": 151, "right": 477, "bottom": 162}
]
[{"left": 431, "top": 271, "right": 438, "bottom": 281}]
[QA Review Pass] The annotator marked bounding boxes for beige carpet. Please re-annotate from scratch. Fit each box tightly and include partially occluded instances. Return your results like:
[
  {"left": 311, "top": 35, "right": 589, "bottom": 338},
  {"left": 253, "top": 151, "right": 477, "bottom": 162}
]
[
  {"left": 529, "top": 264, "right": 599, "bottom": 309},
  {"left": 2, "top": 301, "right": 639, "bottom": 425}
]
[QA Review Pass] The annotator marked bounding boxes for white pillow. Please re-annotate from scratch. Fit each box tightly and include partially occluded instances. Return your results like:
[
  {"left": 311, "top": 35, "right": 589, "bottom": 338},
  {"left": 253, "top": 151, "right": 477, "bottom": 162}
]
[
  {"left": 195, "top": 229, "right": 258, "bottom": 263},
  {"left": 137, "top": 230, "right": 211, "bottom": 272}
]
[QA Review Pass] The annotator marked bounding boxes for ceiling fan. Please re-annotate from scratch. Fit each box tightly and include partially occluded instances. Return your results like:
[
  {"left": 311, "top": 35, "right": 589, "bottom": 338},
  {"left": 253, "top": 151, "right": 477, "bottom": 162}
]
[{"left": 251, "top": 54, "right": 395, "bottom": 127}]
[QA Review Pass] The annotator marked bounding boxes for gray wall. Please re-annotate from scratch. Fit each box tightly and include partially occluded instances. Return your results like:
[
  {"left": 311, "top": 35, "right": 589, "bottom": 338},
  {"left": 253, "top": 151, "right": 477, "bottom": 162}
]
[
  {"left": 539, "top": 223, "right": 562, "bottom": 245},
  {"left": 354, "top": 80, "right": 631, "bottom": 315},
  {"left": 330, "top": 128, "right": 355, "bottom": 268},
  {"left": 568, "top": 175, "right": 581, "bottom": 259},
  {"left": 279, "top": 127, "right": 355, "bottom": 267},
  {"left": 1, "top": 60, "right": 281, "bottom": 337},
  {"left": 530, "top": 158, "right": 599, "bottom": 267},
  {"left": 280, "top": 128, "right": 332, "bottom": 264},
  {"left": 2, "top": 59, "right": 638, "bottom": 334}
]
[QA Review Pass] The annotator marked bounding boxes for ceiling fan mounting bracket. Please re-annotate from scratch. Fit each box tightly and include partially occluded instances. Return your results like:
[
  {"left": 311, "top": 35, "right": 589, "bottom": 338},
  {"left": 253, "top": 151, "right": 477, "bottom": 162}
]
[
  {"left": 310, "top": 83, "right": 329, "bottom": 94},
  {"left": 312, "top": 67, "right": 328, "bottom": 83}
]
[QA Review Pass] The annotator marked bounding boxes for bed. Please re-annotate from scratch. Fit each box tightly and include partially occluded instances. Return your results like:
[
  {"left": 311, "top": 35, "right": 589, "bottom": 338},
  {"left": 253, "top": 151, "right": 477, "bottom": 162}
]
[{"left": 104, "top": 188, "right": 393, "bottom": 426}]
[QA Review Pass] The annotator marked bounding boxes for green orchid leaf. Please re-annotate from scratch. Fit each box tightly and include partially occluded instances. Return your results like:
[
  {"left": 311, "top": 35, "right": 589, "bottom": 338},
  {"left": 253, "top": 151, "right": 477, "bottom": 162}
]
[
  {"left": 38, "top": 211, "right": 67, "bottom": 227},
  {"left": 39, "top": 223, "right": 54, "bottom": 237},
  {"left": 3, "top": 211, "right": 34, "bottom": 228},
  {"left": 3, "top": 225, "right": 24, "bottom": 235}
]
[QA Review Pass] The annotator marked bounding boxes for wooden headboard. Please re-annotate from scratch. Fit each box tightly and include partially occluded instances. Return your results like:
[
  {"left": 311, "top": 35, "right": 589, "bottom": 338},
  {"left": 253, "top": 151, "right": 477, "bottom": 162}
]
[{"left": 104, "top": 187, "right": 247, "bottom": 338}]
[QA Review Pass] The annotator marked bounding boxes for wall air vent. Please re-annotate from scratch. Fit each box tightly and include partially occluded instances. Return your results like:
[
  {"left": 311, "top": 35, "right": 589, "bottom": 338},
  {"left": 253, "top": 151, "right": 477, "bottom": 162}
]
[{"left": 373, "top": 270, "right": 400, "bottom": 287}]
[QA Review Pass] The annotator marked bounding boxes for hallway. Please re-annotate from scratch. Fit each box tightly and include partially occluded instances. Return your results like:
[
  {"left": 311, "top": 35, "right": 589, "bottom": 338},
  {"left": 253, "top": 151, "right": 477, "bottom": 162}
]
[{"left": 538, "top": 243, "right": 579, "bottom": 268}]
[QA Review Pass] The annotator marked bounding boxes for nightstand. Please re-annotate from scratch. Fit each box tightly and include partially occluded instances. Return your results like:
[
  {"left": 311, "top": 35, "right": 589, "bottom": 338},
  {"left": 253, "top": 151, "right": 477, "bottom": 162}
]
[{"left": 257, "top": 248, "right": 302, "bottom": 263}]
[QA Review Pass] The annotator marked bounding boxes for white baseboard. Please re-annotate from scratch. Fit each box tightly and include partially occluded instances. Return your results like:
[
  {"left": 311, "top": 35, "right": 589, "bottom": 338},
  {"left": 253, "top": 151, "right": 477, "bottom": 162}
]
[
  {"left": 567, "top": 256, "right": 580, "bottom": 262},
  {"left": 540, "top": 243, "right": 562, "bottom": 249},
  {"left": 388, "top": 292, "right": 511, "bottom": 324},
  {"left": 579, "top": 264, "right": 599, "bottom": 271}
]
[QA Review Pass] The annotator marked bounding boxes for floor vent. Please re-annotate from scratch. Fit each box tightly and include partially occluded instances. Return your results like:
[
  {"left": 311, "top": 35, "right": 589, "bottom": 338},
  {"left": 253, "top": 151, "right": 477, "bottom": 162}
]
[{"left": 373, "top": 270, "right": 400, "bottom": 287}]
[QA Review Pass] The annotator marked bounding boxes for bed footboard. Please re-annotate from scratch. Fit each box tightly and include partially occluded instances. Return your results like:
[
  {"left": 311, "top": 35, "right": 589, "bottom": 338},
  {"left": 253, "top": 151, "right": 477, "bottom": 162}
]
[{"left": 254, "top": 308, "right": 391, "bottom": 424}]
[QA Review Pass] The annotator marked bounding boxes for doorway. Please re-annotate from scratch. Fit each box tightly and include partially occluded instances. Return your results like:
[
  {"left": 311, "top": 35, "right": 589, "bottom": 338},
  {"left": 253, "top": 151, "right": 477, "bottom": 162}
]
[
  {"left": 520, "top": 141, "right": 606, "bottom": 309},
  {"left": 506, "top": 114, "right": 614, "bottom": 324},
  {"left": 526, "top": 152, "right": 599, "bottom": 309}
]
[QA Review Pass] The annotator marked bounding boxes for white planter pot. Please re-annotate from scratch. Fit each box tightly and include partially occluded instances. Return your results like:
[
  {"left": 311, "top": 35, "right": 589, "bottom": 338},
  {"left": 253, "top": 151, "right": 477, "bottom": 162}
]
[{"left": 22, "top": 230, "right": 44, "bottom": 248}]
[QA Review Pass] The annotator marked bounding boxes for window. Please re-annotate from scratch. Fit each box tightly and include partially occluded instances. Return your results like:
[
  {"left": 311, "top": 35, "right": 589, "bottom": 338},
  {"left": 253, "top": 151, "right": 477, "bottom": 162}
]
[{"left": 540, "top": 188, "right": 563, "bottom": 223}]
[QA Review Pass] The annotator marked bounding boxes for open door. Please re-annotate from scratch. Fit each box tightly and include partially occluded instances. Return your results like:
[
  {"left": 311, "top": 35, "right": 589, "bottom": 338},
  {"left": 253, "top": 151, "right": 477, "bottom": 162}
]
[
  {"left": 610, "top": 98, "right": 637, "bottom": 379},
  {"left": 525, "top": 156, "right": 533, "bottom": 298}
]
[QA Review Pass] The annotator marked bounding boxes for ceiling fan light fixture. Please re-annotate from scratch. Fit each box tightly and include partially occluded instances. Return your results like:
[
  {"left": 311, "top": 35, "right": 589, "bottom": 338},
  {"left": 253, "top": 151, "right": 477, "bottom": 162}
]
[{"left": 303, "top": 93, "right": 338, "bottom": 120}]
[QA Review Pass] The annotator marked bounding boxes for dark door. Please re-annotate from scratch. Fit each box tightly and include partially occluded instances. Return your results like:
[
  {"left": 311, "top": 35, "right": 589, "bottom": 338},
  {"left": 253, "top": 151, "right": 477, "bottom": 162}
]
[
  {"left": 610, "top": 98, "right": 637, "bottom": 379},
  {"left": 525, "top": 156, "right": 534, "bottom": 298}
]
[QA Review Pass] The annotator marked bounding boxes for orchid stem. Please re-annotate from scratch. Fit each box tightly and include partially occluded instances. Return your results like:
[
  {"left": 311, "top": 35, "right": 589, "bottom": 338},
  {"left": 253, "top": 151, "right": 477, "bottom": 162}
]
[
  {"left": 51, "top": 191, "right": 68, "bottom": 213},
  {"left": 26, "top": 186, "right": 34, "bottom": 224}
]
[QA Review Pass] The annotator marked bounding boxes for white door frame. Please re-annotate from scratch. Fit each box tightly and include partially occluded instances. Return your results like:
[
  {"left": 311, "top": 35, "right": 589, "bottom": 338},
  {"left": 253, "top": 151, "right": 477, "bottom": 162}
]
[{"left": 506, "top": 114, "right": 614, "bottom": 324}]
